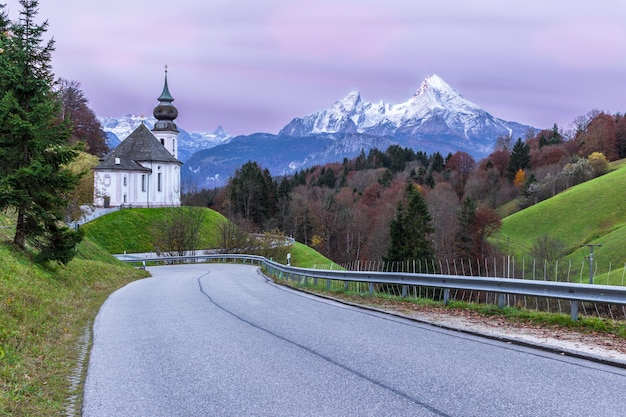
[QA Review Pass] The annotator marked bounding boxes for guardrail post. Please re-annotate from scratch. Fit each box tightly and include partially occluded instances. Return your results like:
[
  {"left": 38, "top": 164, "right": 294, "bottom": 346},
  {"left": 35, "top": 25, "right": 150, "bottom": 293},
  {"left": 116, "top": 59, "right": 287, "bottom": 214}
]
[
  {"left": 443, "top": 288, "right": 450, "bottom": 305},
  {"left": 344, "top": 281, "right": 349, "bottom": 290},
  {"left": 571, "top": 301, "right": 579, "bottom": 321},
  {"left": 497, "top": 293, "right": 505, "bottom": 309},
  {"left": 402, "top": 285, "right": 408, "bottom": 298},
  {"left": 369, "top": 282, "right": 374, "bottom": 295},
  {"left": 313, "top": 277, "right": 318, "bottom": 286},
  {"left": 327, "top": 278, "right": 331, "bottom": 290}
]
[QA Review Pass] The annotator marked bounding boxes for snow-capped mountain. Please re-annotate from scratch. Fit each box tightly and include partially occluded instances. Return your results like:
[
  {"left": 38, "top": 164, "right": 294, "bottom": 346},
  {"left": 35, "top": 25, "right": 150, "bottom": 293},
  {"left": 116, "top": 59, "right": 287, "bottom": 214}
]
[
  {"left": 98, "top": 115, "right": 231, "bottom": 162},
  {"left": 183, "top": 75, "right": 536, "bottom": 189},
  {"left": 280, "top": 74, "right": 531, "bottom": 156}
]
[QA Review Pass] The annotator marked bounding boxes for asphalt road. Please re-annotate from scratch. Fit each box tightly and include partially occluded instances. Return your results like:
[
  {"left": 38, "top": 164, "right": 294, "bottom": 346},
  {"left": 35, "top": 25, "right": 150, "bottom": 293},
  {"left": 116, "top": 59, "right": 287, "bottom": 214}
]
[{"left": 82, "top": 264, "right": 626, "bottom": 416}]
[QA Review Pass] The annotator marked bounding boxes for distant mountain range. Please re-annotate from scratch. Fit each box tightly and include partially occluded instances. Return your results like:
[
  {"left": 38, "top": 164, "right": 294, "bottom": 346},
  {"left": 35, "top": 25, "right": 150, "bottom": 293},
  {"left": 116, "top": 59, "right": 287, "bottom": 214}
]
[
  {"left": 101, "top": 75, "right": 536, "bottom": 189},
  {"left": 98, "top": 115, "right": 232, "bottom": 163}
]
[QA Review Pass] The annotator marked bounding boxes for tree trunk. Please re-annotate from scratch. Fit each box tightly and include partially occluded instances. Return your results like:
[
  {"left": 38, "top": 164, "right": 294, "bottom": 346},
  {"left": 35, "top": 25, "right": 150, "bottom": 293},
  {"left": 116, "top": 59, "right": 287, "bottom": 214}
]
[{"left": 13, "top": 208, "right": 26, "bottom": 249}]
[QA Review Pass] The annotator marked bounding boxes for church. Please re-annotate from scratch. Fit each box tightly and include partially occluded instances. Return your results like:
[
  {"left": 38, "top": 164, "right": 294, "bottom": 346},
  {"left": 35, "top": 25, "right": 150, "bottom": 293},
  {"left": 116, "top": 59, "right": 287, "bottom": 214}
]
[{"left": 93, "top": 69, "right": 182, "bottom": 208}]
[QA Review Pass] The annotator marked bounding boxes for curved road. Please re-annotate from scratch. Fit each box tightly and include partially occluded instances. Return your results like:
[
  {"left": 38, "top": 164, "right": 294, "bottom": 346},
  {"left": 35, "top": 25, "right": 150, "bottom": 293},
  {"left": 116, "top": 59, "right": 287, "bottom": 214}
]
[{"left": 83, "top": 264, "right": 626, "bottom": 416}]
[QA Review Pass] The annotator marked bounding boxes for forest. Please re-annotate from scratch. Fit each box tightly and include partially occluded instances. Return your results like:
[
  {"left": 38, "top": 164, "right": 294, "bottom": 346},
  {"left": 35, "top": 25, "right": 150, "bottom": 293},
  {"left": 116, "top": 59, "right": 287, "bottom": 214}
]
[{"left": 184, "top": 110, "right": 626, "bottom": 265}]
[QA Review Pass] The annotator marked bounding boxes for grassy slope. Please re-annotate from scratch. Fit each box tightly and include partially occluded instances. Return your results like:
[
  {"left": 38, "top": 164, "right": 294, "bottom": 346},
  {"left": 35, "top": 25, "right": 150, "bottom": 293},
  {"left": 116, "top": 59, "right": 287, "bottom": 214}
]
[
  {"left": 289, "top": 242, "right": 338, "bottom": 269},
  {"left": 81, "top": 207, "right": 336, "bottom": 268},
  {"left": 495, "top": 162, "right": 626, "bottom": 283},
  {"left": 0, "top": 236, "right": 148, "bottom": 416},
  {"left": 81, "top": 207, "right": 227, "bottom": 254}
]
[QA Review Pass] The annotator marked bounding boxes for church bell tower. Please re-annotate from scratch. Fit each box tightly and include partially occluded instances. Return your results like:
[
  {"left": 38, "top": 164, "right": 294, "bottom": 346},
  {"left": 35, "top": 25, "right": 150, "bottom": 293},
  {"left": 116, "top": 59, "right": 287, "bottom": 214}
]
[{"left": 152, "top": 66, "right": 179, "bottom": 158}]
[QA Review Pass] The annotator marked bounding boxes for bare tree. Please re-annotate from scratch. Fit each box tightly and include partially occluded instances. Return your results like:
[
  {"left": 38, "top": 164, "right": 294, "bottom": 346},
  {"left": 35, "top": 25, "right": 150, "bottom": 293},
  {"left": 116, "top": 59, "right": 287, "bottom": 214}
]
[
  {"left": 153, "top": 206, "right": 207, "bottom": 255},
  {"left": 216, "top": 219, "right": 253, "bottom": 254},
  {"left": 530, "top": 235, "right": 566, "bottom": 263}
]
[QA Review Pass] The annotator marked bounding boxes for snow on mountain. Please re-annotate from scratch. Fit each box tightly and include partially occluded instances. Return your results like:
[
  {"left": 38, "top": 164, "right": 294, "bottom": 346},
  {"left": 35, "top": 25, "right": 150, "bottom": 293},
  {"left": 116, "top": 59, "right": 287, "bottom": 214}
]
[
  {"left": 98, "top": 115, "right": 232, "bottom": 162},
  {"left": 280, "top": 74, "right": 532, "bottom": 156}
]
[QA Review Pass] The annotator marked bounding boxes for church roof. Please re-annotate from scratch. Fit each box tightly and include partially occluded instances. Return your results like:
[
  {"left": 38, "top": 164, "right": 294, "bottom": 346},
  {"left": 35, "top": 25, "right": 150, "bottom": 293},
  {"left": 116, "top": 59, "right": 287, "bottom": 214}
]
[{"left": 94, "top": 123, "right": 181, "bottom": 171}]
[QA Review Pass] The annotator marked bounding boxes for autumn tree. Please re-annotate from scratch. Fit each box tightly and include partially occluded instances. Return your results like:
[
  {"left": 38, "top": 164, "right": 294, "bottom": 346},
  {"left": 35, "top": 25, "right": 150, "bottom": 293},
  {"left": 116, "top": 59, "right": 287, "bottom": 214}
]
[
  {"left": 587, "top": 152, "right": 608, "bottom": 176},
  {"left": 576, "top": 112, "right": 617, "bottom": 160},
  {"left": 472, "top": 207, "right": 501, "bottom": 258},
  {"left": 0, "top": 1, "right": 83, "bottom": 263},
  {"left": 446, "top": 151, "right": 475, "bottom": 197},
  {"left": 615, "top": 114, "right": 626, "bottom": 159},
  {"left": 65, "top": 152, "right": 99, "bottom": 221},
  {"left": 57, "top": 78, "right": 109, "bottom": 156},
  {"left": 513, "top": 169, "right": 526, "bottom": 187}
]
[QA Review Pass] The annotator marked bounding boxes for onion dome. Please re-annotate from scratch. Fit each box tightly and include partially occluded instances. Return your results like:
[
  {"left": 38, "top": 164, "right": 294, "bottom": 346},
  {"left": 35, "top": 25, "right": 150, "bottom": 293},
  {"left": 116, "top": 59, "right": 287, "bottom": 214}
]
[{"left": 153, "top": 66, "right": 179, "bottom": 132}]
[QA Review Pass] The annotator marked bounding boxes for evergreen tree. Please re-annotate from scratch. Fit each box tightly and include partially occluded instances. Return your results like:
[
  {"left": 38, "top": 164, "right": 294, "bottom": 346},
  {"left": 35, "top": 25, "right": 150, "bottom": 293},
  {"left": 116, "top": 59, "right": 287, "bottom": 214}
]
[
  {"left": 385, "top": 182, "right": 434, "bottom": 262},
  {"left": 429, "top": 152, "right": 445, "bottom": 173},
  {"left": 385, "top": 203, "right": 407, "bottom": 261},
  {"left": 456, "top": 196, "right": 476, "bottom": 259},
  {"left": 316, "top": 166, "right": 336, "bottom": 188},
  {"left": 228, "top": 161, "right": 276, "bottom": 229},
  {"left": 506, "top": 138, "right": 531, "bottom": 182},
  {"left": 0, "top": 1, "right": 83, "bottom": 261}
]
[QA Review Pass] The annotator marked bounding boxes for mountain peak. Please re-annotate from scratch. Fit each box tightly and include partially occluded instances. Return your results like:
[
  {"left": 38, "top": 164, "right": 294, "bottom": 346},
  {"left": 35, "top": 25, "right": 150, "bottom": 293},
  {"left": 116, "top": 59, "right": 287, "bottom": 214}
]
[
  {"left": 414, "top": 74, "right": 456, "bottom": 97},
  {"left": 335, "top": 90, "right": 362, "bottom": 111}
]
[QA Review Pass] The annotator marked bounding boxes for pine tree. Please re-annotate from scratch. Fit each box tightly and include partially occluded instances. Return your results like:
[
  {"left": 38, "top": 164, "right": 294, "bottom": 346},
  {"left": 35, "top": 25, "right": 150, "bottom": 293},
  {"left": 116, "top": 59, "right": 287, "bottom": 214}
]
[
  {"left": 385, "top": 182, "right": 434, "bottom": 262},
  {"left": 506, "top": 138, "right": 530, "bottom": 182},
  {"left": 0, "top": 1, "right": 83, "bottom": 262}
]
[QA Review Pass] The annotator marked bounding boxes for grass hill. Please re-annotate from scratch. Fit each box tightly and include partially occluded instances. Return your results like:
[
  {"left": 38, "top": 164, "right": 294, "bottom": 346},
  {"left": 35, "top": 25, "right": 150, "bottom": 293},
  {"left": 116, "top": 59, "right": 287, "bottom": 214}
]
[
  {"left": 495, "top": 160, "right": 626, "bottom": 283},
  {"left": 81, "top": 207, "right": 226, "bottom": 254},
  {"left": 0, "top": 231, "right": 149, "bottom": 415},
  {"left": 81, "top": 207, "right": 334, "bottom": 268}
]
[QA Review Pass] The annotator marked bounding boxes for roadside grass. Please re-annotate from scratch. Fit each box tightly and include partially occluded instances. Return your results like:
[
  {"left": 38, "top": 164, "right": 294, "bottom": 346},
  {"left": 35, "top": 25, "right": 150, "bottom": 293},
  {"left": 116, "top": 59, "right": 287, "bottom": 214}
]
[
  {"left": 288, "top": 242, "right": 339, "bottom": 269},
  {"left": 0, "top": 238, "right": 148, "bottom": 416}
]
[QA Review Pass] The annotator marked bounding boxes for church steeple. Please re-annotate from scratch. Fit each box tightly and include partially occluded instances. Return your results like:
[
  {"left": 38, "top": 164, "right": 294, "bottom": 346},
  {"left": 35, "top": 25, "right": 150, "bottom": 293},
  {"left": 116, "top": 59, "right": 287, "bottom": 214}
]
[
  {"left": 152, "top": 66, "right": 179, "bottom": 159},
  {"left": 153, "top": 65, "right": 178, "bottom": 133},
  {"left": 157, "top": 65, "right": 174, "bottom": 103}
]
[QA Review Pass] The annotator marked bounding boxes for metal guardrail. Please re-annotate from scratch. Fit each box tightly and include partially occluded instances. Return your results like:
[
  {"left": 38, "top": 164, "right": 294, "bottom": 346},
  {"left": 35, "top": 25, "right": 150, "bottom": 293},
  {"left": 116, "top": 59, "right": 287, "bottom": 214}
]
[{"left": 118, "top": 254, "right": 626, "bottom": 321}]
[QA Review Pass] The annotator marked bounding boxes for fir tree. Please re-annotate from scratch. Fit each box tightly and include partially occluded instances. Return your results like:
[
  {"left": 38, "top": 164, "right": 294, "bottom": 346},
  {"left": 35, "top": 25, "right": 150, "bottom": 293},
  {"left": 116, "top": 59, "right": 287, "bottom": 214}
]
[
  {"left": 506, "top": 138, "right": 531, "bottom": 182},
  {"left": 385, "top": 182, "right": 434, "bottom": 262},
  {"left": 0, "top": 1, "right": 83, "bottom": 262}
]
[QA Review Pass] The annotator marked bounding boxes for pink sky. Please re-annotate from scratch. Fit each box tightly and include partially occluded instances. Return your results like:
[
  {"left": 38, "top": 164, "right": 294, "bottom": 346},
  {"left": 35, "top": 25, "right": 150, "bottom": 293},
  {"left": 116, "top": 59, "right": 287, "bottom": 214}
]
[{"left": 4, "top": 0, "right": 626, "bottom": 136}]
